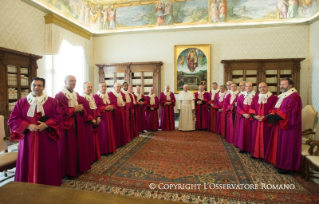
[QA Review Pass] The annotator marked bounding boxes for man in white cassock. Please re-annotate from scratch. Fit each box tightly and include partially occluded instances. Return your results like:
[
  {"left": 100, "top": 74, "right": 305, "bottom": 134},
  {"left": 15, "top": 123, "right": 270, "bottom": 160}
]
[{"left": 177, "top": 84, "right": 195, "bottom": 131}]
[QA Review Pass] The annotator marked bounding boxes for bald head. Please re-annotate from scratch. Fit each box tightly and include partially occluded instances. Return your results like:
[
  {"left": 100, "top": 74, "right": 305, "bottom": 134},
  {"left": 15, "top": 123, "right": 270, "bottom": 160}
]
[
  {"left": 245, "top": 82, "right": 253, "bottom": 93},
  {"left": 258, "top": 82, "right": 268, "bottom": 94},
  {"left": 99, "top": 82, "right": 107, "bottom": 93},
  {"left": 239, "top": 81, "right": 246, "bottom": 92},
  {"left": 114, "top": 83, "right": 121, "bottom": 93},
  {"left": 226, "top": 81, "right": 233, "bottom": 90},
  {"left": 136, "top": 86, "right": 141, "bottom": 93},
  {"left": 83, "top": 82, "right": 93, "bottom": 94},
  {"left": 149, "top": 87, "right": 154, "bottom": 94},
  {"left": 165, "top": 85, "right": 170, "bottom": 92},
  {"left": 64, "top": 75, "right": 76, "bottom": 90},
  {"left": 198, "top": 85, "right": 204, "bottom": 92}
]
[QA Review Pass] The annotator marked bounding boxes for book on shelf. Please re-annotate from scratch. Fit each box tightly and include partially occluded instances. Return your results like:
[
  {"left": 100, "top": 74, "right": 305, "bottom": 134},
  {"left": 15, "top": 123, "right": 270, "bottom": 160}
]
[
  {"left": 265, "top": 70, "right": 277, "bottom": 75},
  {"left": 21, "top": 75, "right": 29, "bottom": 86},
  {"left": 20, "top": 67, "right": 28, "bottom": 74},
  {"left": 144, "top": 72, "right": 153, "bottom": 77},
  {"left": 8, "top": 101, "right": 17, "bottom": 111},
  {"left": 8, "top": 88, "right": 18, "bottom": 99},
  {"left": 104, "top": 73, "right": 113, "bottom": 78},
  {"left": 7, "top": 65, "right": 17, "bottom": 73},
  {"left": 232, "top": 70, "right": 243, "bottom": 75},
  {"left": 8, "top": 74, "right": 18, "bottom": 85}
]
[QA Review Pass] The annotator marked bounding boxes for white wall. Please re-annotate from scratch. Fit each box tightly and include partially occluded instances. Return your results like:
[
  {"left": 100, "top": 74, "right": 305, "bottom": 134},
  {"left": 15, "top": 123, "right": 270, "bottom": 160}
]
[
  {"left": 94, "top": 26, "right": 309, "bottom": 105},
  {"left": 0, "top": 0, "right": 46, "bottom": 78},
  {"left": 310, "top": 20, "right": 319, "bottom": 112},
  {"left": 0, "top": 0, "right": 94, "bottom": 97}
]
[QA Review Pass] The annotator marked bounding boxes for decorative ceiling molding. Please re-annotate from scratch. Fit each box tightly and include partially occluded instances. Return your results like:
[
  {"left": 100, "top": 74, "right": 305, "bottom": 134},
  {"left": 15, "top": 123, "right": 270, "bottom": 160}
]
[
  {"left": 44, "top": 14, "right": 92, "bottom": 40},
  {"left": 23, "top": 0, "right": 319, "bottom": 37}
]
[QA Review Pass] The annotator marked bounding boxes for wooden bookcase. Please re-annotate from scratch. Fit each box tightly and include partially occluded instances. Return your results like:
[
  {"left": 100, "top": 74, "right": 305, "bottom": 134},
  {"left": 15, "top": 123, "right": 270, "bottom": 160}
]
[
  {"left": 221, "top": 58, "right": 305, "bottom": 95},
  {"left": 0, "top": 47, "right": 42, "bottom": 138},
  {"left": 96, "top": 61, "right": 163, "bottom": 97}
]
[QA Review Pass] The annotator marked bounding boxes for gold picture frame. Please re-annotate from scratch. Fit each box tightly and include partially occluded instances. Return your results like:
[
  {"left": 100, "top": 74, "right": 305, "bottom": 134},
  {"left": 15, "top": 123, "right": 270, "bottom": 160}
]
[{"left": 174, "top": 44, "right": 211, "bottom": 93}]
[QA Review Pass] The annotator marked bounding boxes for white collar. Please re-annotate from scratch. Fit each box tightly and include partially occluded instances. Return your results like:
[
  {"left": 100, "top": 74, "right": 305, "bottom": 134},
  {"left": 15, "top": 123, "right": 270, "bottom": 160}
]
[
  {"left": 258, "top": 91, "right": 272, "bottom": 104},
  {"left": 275, "top": 88, "right": 297, "bottom": 108},
  {"left": 111, "top": 89, "right": 122, "bottom": 98},
  {"left": 82, "top": 92, "right": 97, "bottom": 109},
  {"left": 230, "top": 90, "right": 239, "bottom": 95},
  {"left": 164, "top": 90, "right": 171, "bottom": 95},
  {"left": 243, "top": 90, "right": 256, "bottom": 98},
  {"left": 149, "top": 93, "right": 155, "bottom": 97},
  {"left": 211, "top": 89, "right": 219, "bottom": 94},
  {"left": 26, "top": 92, "right": 48, "bottom": 117},
  {"left": 61, "top": 87, "right": 78, "bottom": 107}
]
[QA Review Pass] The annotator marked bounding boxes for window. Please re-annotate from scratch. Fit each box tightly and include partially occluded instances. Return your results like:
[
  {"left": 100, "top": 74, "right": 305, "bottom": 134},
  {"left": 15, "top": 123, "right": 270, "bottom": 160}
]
[{"left": 43, "top": 40, "right": 87, "bottom": 97}]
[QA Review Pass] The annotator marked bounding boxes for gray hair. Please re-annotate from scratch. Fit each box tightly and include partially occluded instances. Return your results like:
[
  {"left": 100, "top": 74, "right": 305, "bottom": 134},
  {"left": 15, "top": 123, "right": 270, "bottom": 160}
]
[{"left": 83, "top": 81, "right": 92, "bottom": 88}]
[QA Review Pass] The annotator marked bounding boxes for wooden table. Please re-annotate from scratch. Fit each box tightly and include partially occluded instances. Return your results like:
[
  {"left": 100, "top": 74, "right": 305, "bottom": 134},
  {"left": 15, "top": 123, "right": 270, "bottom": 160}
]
[{"left": 0, "top": 182, "right": 180, "bottom": 204}]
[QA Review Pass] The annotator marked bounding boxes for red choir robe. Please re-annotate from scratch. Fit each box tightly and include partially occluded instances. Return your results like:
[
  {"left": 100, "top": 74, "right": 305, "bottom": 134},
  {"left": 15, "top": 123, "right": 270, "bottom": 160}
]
[
  {"left": 108, "top": 90, "right": 130, "bottom": 146},
  {"left": 93, "top": 91, "right": 117, "bottom": 154},
  {"left": 233, "top": 92, "right": 244, "bottom": 146},
  {"left": 265, "top": 88, "right": 302, "bottom": 171},
  {"left": 55, "top": 89, "right": 91, "bottom": 177},
  {"left": 249, "top": 92, "right": 277, "bottom": 159},
  {"left": 159, "top": 91, "right": 176, "bottom": 131},
  {"left": 224, "top": 90, "right": 239, "bottom": 144},
  {"left": 233, "top": 91, "right": 257, "bottom": 152},
  {"left": 207, "top": 90, "right": 219, "bottom": 132},
  {"left": 221, "top": 90, "right": 231, "bottom": 137},
  {"left": 145, "top": 94, "right": 159, "bottom": 131},
  {"left": 82, "top": 93, "right": 101, "bottom": 162},
  {"left": 194, "top": 91, "right": 209, "bottom": 130},
  {"left": 8, "top": 94, "right": 62, "bottom": 186},
  {"left": 213, "top": 91, "right": 226, "bottom": 135},
  {"left": 134, "top": 93, "right": 147, "bottom": 132},
  {"left": 122, "top": 90, "right": 137, "bottom": 140}
]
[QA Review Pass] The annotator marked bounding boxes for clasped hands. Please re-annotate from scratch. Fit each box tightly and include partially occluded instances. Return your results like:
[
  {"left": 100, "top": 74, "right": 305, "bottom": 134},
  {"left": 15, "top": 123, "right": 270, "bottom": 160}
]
[
  {"left": 104, "top": 105, "right": 113, "bottom": 111},
  {"left": 254, "top": 115, "right": 264, "bottom": 122},
  {"left": 164, "top": 102, "right": 171, "bottom": 106},
  {"left": 27, "top": 121, "right": 47, "bottom": 132},
  {"left": 74, "top": 104, "right": 83, "bottom": 112}
]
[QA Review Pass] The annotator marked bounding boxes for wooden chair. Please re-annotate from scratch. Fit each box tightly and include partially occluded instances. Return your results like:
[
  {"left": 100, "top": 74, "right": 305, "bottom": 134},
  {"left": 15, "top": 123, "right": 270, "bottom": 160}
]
[
  {"left": 300, "top": 105, "right": 318, "bottom": 178},
  {"left": 305, "top": 138, "right": 319, "bottom": 181},
  {"left": 0, "top": 115, "right": 17, "bottom": 182},
  {"left": 301, "top": 105, "right": 317, "bottom": 144}
]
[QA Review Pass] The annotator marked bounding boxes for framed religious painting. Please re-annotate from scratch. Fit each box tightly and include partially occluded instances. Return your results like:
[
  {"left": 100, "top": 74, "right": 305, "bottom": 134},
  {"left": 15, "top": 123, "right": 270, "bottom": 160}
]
[{"left": 174, "top": 44, "right": 211, "bottom": 93}]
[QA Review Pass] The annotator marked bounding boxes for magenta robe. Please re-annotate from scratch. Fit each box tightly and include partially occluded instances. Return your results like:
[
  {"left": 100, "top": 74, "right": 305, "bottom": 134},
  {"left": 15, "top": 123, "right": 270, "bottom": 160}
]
[
  {"left": 123, "top": 92, "right": 137, "bottom": 140},
  {"left": 55, "top": 92, "right": 91, "bottom": 177},
  {"left": 159, "top": 92, "right": 176, "bottom": 131},
  {"left": 93, "top": 94, "right": 117, "bottom": 154},
  {"left": 233, "top": 94, "right": 256, "bottom": 152},
  {"left": 8, "top": 97, "right": 62, "bottom": 186},
  {"left": 265, "top": 92, "right": 302, "bottom": 171},
  {"left": 108, "top": 92, "right": 130, "bottom": 146},
  {"left": 224, "top": 93, "right": 238, "bottom": 144},
  {"left": 249, "top": 94, "right": 277, "bottom": 159},
  {"left": 194, "top": 92, "right": 209, "bottom": 130},
  {"left": 82, "top": 99, "right": 101, "bottom": 163},
  {"left": 213, "top": 93, "right": 224, "bottom": 135},
  {"left": 145, "top": 96, "right": 159, "bottom": 131},
  {"left": 207, "top": 91, "right": 219, "bottom": 132},
  {"left": 134, "top": 94, "right": 147, "bottom": 132}
]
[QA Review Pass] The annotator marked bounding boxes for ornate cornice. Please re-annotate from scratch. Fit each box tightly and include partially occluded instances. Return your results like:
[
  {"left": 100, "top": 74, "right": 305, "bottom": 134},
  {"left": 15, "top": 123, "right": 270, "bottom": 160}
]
[{"left": 44, "top": 14, "right": 91, "bottom": 40}]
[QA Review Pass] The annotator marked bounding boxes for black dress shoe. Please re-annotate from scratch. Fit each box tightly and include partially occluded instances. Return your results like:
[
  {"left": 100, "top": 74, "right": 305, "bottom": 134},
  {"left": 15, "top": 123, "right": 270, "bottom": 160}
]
[
  {"left": 277, "top": 169, "right": 290, "bottom": 174},
  {"left": 239, "top": 150, "right": 245, "bottom": 153}
]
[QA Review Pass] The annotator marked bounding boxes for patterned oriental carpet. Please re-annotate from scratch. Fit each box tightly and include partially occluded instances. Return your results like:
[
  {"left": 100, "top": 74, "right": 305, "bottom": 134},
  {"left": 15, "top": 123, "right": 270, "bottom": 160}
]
[{"left": 61, "top": 131, "right": 319, "bottom": 203}]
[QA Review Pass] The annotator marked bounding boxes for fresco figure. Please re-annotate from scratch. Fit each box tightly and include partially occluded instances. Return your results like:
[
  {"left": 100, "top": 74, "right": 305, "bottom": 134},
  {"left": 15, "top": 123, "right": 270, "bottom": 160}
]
[
  {"left": 109, "top": 8, "right": 116, "bottom": 29},
  {"left": 219, "top": 0, "right": 226, "bottom": 22},
  {"left": 101, "top": 8, "right": 109, "bottom": 30},
  {"left": 156, "top": 2, "right": 165, "bottom": 25},
  {"left": 84, "top": 2, "right": 91, "bottom": 26},
  {"left": 164, "top": 1, "right": 173, "bottom": 25},
  {"left": 277, "top": 0, "right": 288, "bottom": 18},
  {"left": 211, "top": 0, "right": 220, "bottom": 23},
  {"left": 287, "top": 0, "right": 298, "bottom": 18}
]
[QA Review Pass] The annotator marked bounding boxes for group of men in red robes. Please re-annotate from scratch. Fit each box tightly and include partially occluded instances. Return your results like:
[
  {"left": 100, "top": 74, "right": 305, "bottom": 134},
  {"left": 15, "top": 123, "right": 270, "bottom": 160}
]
[
  {"left": 8, "top": 76, "right": 178, "bottom": 186},
  {"left": 8, "top": 75, "right": 302, "bottom": 188},
  {"left": 207, "top": 78, "right": 302, "bottom": 174}
]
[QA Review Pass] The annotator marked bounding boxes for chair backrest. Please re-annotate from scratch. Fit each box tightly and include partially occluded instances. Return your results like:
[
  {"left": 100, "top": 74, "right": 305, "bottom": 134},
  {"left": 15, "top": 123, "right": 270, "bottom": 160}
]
[
  {"left": 302, "top": 105, "right": 318, "bottom": 132},
  {"left": 0, "top": 115, "right": 8, "bottom": 152},
  {"left": 314, "top": 120, "right": 319, "bottom": 141}
]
